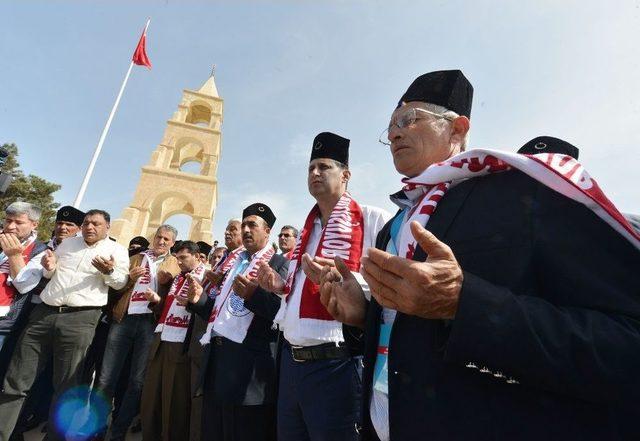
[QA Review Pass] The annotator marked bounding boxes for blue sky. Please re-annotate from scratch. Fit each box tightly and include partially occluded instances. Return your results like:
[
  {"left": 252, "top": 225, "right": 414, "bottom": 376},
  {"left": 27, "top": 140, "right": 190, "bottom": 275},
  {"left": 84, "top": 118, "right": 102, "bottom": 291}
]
[{"left": 1, "top": 0, "right": 639, "bottom": 242}]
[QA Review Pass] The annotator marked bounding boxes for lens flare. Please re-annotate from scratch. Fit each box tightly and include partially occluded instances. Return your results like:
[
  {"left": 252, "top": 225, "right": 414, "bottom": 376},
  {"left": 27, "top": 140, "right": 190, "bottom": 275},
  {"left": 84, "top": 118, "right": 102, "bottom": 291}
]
[{"left": 51, "top": 385, "right": 110, "bottom": 440}]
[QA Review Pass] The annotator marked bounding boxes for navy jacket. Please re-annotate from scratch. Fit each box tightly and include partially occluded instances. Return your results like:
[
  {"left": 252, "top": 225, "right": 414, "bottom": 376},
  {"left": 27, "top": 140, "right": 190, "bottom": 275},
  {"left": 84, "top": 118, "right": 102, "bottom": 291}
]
[
  {"left": 191, "top": 252, "right": 289, "bottom": 406},
  {"left": 362, "top": 170, "right": 640, "bottom": 441}
]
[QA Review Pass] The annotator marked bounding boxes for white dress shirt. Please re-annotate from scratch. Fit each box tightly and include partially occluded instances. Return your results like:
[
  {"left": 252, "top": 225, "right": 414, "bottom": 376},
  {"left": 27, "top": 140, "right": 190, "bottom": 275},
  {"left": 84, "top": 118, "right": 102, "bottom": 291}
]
[
  {"left": 281, "top": 204, "right": 390, "bottom": 347},
  {"left": 40, "top": 236, "right": 129, "bottom": 307}
]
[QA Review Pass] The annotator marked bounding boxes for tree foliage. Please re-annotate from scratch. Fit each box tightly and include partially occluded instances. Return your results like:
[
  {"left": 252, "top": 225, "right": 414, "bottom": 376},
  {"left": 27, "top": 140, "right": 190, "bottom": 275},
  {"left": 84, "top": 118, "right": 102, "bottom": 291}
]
[{"left": 0, "top": 143, "right": 61, "bottom": 242}]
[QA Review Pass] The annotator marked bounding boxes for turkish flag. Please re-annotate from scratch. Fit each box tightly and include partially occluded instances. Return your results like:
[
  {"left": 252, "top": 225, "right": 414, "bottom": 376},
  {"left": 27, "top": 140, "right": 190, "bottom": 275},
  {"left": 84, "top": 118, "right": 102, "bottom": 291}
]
[{"left": 132, "top": 28, "right": 152, "bottom": 69}]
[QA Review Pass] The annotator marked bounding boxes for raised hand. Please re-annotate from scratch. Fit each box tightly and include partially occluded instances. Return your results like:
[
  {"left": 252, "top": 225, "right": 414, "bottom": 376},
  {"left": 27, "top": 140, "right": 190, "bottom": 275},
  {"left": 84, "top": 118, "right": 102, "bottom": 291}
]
[
  {"left": 301, "top": 254, "right": 335, "bottom": 284},
  {"left": 255, "top": 260, "right": 285, "bottom": 293},
  {"left": 92, "top": 255, "right": 115, "bottom": 275},
  {"left": 319, "top": 257, "right": 366, "bottom": 328},
  {"left": 232, "top": 274, "right": 258, "bottom": 300},
  {"left": 130, "top": 266, "right": 146, "bottom": 281},
  {"left": 144, "top": 288, "right": 161, "bottom": 304},
  {"left": 0, "top": 233, "right": 24, "bottom": 257},
  {"left": 41, "top": 249, "right": 57, "bottom": 271},
  {"left": 157, "top": 269, "right": 173, "bottom": 285},
  {"left": 361, "top": 221, "right": 463, "bottom": 319},
  {"left": 204, "top": 269, "right": 224, "bottom": 286},
  {"left": 183, "top": 273, "right": 203, "bottom": 305}
]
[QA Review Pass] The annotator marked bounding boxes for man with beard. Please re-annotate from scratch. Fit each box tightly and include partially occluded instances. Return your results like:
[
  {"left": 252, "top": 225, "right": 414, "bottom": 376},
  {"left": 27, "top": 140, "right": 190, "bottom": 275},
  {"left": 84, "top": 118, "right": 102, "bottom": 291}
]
[
  {"left": 184, "top": 203, "right": 288, "bottom": 441},
  {"left": 319, "top": 70, "right": 640, "bottom": 441}
]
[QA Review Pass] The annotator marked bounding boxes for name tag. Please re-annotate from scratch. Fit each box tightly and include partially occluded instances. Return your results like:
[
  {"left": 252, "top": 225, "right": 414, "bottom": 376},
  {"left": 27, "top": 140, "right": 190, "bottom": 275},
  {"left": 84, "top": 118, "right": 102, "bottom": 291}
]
[{"left": 373, "top": 323, "right": 392, "bottom": 394}]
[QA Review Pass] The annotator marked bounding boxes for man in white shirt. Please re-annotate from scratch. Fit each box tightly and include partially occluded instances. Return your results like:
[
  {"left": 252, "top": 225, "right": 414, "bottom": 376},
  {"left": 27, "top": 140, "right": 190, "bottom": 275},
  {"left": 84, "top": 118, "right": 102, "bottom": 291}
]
[
  {"left": 0, "top": 208, "right": 129, "bottom": 441},
  {"left": 256, "top": 132, "right": 390, "bottom": 441}
]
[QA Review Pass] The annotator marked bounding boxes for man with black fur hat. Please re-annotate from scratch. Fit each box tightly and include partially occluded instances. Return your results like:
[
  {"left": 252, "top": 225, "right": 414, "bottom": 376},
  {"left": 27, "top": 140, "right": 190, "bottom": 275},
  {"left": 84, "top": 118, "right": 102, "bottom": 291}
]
[
  {"left": 255, "top": 133, "right": 390, "bottom": 441},
  {"left": 184, "top": 203, "right": 289, "bottom": 441},
  {"left": 319, "top": 70, "right": 640, "bottom": 441},
  {"left": 48, "top": 205, "right": 85, "bottom": 251}
]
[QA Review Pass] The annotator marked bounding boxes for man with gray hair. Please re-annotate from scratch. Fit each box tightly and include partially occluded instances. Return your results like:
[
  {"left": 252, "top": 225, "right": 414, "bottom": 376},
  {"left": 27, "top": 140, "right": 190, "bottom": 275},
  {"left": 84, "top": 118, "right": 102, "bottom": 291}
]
[
  {"left": 95, "top": 225, "right": 181, "bottom": 441},
  {"left": 0, "top": 201, "right": 48, "bottom": 360}
]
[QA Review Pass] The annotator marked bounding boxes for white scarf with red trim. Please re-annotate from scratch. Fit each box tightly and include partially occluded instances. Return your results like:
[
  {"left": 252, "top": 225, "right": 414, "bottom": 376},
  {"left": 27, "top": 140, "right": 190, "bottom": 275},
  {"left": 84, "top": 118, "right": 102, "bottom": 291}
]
[
  {"left": 199, "top": 246, "right": 245, "bottom": 345},
  {"left": 273, "top": 192, "right": 364, "bottom": 342},
  {"left": 395, "top": 149, "right": 640, "bottom": 260},
  {"left": 154, "top": 263, "right": 206, "bottom": 343},
  {"left": 202, "top": 244, "right": 275, "bottom": 344},
  {"left": 127, "top": 250, "right": 161, "bottom": 315}
]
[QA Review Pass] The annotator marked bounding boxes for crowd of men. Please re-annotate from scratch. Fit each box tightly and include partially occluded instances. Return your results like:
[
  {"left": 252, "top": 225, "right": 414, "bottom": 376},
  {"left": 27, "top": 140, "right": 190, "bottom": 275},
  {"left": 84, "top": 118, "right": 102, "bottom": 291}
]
[{"left": 0, "top": 69, "right": 638, "bottom": 441}]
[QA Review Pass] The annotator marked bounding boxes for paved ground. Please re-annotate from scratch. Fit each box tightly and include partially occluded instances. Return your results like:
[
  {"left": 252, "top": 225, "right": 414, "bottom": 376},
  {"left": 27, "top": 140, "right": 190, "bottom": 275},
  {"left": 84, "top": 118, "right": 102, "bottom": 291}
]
[{"left": 24, "top": 422, "right": 143, "bottom": 441}]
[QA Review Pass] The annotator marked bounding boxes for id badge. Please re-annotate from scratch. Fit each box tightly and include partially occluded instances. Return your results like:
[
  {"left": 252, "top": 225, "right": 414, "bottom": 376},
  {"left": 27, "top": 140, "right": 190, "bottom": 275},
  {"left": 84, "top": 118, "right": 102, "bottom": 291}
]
[{"left": 373, "top": 323, "right": 392, "bottom": 394}]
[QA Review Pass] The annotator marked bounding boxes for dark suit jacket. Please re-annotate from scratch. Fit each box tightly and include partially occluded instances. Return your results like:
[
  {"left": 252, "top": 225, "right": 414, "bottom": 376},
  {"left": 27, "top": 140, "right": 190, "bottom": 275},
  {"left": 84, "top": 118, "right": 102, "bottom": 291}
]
[
  {"left": 191, "top": 252, "right": 289, "bottom": 406},
  {"left": 362, "top": 170, "right": 640, "bottom": 441}
]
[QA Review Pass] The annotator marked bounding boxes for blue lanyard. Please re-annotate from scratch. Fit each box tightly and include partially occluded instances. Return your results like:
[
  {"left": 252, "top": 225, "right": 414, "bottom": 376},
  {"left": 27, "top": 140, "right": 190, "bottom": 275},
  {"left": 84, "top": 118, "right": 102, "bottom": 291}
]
[{"left": 387, "top": 208, "right": 408, "bottom": 256}]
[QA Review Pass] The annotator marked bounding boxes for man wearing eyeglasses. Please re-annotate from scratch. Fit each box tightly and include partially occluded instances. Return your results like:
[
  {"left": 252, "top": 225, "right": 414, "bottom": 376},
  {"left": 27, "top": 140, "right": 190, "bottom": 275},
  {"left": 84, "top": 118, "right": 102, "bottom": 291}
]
[
  {"left": 277, "top": 226, "right": 298, "bottom": 259},
  {"left": 319, "top": 70, "right": 640, "bottom": 441}
]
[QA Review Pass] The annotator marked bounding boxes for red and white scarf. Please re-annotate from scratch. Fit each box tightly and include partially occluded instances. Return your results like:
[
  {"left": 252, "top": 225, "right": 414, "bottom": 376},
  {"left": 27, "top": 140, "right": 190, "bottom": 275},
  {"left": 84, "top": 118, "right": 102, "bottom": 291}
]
[
  {"left": 155, "top": 263, "right": 206, "bottom": 343},
  {"left": 127, "top": 250, "right": 162, "bottom": 315},
  {"left": 199, "top": 246, "right": 246, "bottom": 345},
  {"left": 201, "top": 244, "right": 275, "bottom": 344},
  {"left": 394, "top": 149, "right": 640, "bottom": 260},
  {"left": 273, "top": 192, "right": 365, "bottom": 342}
]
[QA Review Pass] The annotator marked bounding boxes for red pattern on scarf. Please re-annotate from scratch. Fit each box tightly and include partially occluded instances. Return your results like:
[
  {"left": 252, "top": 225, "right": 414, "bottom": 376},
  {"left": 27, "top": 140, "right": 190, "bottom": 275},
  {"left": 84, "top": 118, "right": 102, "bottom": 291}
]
[{"left": 285, "top": 193, "right": 364, "bottom": 321}]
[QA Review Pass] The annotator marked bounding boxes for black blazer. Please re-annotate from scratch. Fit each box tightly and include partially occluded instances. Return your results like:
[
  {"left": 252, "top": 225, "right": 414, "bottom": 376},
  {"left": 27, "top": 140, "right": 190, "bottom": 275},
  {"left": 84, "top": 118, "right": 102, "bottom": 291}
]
[
  {"left": 191, "top": 252, "right": 289, "bottom": 406},
  {"left": 362, "top": 170, "right": 640, "bottom": 441}
]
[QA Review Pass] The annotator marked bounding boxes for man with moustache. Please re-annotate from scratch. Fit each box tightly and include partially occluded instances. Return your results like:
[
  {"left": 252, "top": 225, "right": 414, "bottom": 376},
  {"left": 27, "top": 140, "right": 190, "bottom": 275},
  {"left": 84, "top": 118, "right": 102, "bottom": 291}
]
[
  {"left": 0, "top": 202, "right": 48, "bottom": 358},
  {"left": 255, "top": 133, "right": 389, "bottom": 441},
  {"left": 47, "top": 205, "right": 85, "bottom": 251},
  {"left": 318, "top": 70, "right": 640, "bottom": 440},
  {"left": 140, "top": 240, "right": 206, "bottom": 441},
  {"left": 0, "top": 209, "right": 129, "bottom": 440},
  {"left": 8, "top": 205, "right": 84, "bottom": 439},
  {"left": 185, "top": 203, "right": 288, "bottom": 441},
  {"left": 96, "top": 225, "right": 180, "bottom": 441}
]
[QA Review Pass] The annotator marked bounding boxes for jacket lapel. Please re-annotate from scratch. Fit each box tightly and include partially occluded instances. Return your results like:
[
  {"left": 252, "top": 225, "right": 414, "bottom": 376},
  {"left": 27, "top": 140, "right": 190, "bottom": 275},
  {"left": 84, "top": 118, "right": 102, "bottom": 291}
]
[{"left": 413, "top": 179, "right": 478, "bottom": 261}]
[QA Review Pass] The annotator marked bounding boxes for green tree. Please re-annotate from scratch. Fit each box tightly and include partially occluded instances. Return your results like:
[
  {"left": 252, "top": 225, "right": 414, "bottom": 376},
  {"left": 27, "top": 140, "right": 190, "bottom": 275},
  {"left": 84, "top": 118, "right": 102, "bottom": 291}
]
[{"left": 0, "top": 143, "right": 61, "bottom": 242}]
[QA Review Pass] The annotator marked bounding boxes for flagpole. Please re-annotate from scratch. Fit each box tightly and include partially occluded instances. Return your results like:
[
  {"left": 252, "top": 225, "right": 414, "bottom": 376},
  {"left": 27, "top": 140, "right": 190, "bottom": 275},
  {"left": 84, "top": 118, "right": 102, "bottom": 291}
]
[{"left": 73, "top": 18, "right": 151, "bottom": 208}]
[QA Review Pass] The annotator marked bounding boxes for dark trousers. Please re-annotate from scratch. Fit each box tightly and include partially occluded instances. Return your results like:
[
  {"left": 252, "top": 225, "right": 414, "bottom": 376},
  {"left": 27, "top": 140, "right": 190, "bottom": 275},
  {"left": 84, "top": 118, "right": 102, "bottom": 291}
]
[
  {"left": 201, "top": 402, "right": 276, "bottom": 441},
  {"left": 0, "top": 303, "right": 101, "bottom": 441},
  {"left": 95, "top": 313, "right": 155, "bottom": 438},
  {"left": 278, "top": 343, "right": 363, "bottom": 441}
]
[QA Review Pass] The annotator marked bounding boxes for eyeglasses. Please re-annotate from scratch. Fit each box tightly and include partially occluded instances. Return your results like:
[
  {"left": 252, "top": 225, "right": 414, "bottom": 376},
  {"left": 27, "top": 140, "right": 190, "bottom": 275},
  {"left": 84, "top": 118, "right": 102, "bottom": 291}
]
[
  {"left": 378, "top": 107, "right": 454, "bottom": 146},
  {"left": 278, "top": 233, "right": 293, "bottom": 238}
]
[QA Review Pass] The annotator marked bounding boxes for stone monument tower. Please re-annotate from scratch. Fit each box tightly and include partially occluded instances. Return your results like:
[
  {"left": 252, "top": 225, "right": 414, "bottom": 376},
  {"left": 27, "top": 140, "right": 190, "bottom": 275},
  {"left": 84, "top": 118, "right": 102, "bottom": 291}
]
[{"left": 110, "top": 74, "right": 222, "bottom": 245}]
